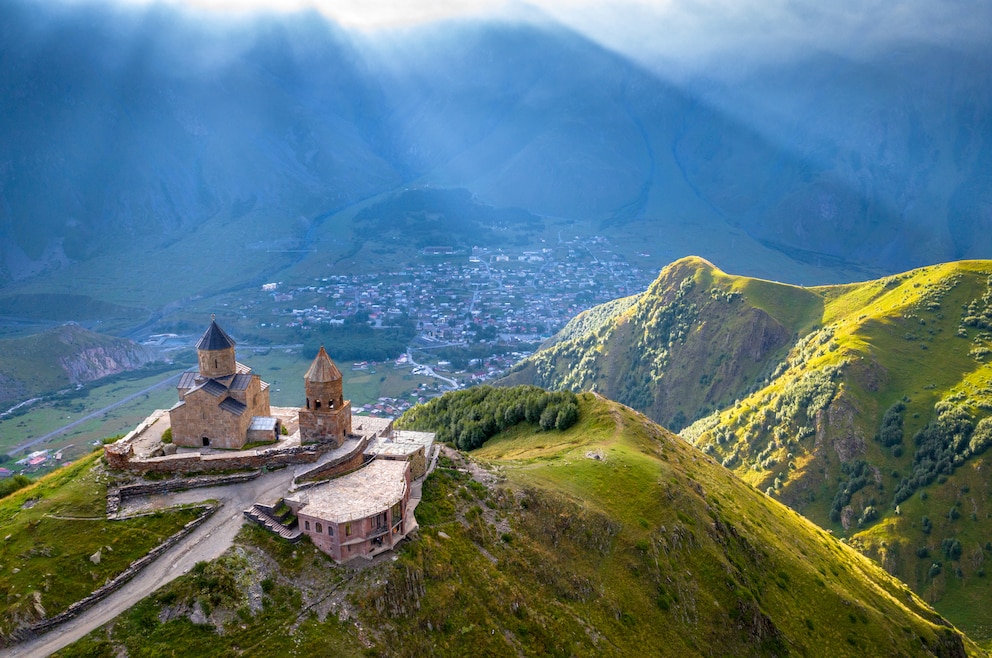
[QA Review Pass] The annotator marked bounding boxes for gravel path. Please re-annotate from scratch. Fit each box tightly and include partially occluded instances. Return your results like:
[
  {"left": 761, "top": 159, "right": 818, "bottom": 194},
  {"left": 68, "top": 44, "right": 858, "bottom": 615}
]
[{"left": 9, "top": 467, "right": 295, "bottom": 658}]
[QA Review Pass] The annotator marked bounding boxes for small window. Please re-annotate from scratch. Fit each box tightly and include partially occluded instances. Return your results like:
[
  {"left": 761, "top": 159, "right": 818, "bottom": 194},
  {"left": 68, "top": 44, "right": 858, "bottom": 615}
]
[
  {"left": 328, "top": 525, "right": 334, "bottom": 536},
  {"left": 214, "top": 358, "right": 218, "bottom": 369},
  {"left": 306, "top": 398, "right": 310, "bottom": 409},
  {"left": 315, "top": 400, "right": 322, "bottom": 410},
  {"left": 316, "top": 522, "right": 323, "bottom": 533},
  {"left": 345, "top": 522, "right": 352, "bottom": 536},
  {"left": 305, "top": 520, "right": 310, "bottom": 531}
]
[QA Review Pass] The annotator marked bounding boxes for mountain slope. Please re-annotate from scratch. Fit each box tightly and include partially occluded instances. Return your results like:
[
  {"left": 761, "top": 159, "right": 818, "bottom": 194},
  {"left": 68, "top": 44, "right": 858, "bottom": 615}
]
[
  {"left": 3, "top": 1, "right": 992, "bottom": 307},
  {"left": 0, "top": 324, "right": 160, "bottom": 408},
  {"left": 501, "top": 256, "right": 814, "bottom": 431},
  {"left": 58, "top": 393, "right": 979, "bottom": 656},
  {"left": 504, "top": 256, "right": 992, "bottom": 641}
]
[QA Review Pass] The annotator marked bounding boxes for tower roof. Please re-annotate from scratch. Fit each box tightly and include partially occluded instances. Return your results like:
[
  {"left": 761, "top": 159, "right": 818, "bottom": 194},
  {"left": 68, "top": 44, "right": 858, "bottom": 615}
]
[
  {"left": 305, "top": 346, "right": 342, "bottom": 382},
  {"left": 196, "top": 318, "right": 236, "bottom": 351}
]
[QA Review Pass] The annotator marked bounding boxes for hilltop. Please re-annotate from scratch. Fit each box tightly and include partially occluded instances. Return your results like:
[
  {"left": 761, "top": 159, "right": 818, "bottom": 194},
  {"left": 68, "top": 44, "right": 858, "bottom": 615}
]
[
  {"left": 503, "top": 256, "right": 992, "bottom": 641},
  {"left": 0, "top": 324, "right": 161, "bottom": 410},
  {"left": 53, "top": 392, "right": 978, "bottom": 656}
]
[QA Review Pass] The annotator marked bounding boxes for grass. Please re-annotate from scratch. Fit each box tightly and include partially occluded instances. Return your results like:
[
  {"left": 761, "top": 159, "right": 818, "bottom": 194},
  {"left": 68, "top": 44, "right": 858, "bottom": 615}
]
[
  {"left": 54, "top": 394, "right": 984, "bottom": 655},
  {"left": 0, "top": 365, "right": 186, "bottom": 462},
  {"left": 0, "top": 451, "right": 202, "bottom": 641}
]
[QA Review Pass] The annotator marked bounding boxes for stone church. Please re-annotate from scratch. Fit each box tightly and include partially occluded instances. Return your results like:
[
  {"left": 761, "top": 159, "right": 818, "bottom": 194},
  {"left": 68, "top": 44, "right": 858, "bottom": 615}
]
[{"left": 169, "top": 318, "right": 281, "bottom": 449}]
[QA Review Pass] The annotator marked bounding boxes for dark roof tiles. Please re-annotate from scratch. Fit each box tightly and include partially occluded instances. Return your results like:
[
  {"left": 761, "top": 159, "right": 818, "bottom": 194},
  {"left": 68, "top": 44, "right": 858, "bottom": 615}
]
[
  {"left": 219, "top": 397, "right": 247, "bottom": 415},
  {"left": 196, "top": 319, "right": 236, "bottom": 351}
]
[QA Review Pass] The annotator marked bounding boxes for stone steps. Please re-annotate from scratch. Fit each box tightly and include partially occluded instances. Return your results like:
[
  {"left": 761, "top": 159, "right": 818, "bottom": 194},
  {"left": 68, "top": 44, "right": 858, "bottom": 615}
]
[{"left": 243, "top": 503, "right": 303, "bottom": 542}]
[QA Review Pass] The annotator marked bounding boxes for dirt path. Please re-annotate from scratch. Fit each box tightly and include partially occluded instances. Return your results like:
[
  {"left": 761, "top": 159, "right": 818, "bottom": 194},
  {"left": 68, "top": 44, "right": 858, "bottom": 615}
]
[{"left": 8, "top": 467, "right": 296, "bottom": 658}]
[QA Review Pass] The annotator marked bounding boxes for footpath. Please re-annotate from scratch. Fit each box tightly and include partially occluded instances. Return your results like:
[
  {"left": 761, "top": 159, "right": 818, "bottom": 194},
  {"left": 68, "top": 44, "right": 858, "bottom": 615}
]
[{"left": 8, "top": 467, "right": 295, "bottom": 658}]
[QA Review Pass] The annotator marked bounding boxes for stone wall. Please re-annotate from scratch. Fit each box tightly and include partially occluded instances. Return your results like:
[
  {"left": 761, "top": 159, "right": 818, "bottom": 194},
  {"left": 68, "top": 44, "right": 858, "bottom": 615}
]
[
  {"left": 170, "top": 387, "right": 252, "bottom": 449},
  {"left": 299, "top": 400, "right": 352, "bottom": 446},
  {"left": 9, "top": 505, "right": 217, "bottom": 646},
  {"left": 107, "top": 472, "right": 260, "bottom": 517}
]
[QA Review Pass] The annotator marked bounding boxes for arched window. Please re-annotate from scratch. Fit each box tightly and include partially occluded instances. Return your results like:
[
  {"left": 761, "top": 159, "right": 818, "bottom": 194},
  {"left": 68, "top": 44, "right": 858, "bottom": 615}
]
[
  {"left": 214, "top": 359, "right": 218, "bottom": 369},
  {"left": 306, "top": 398, "right": 310, "bottom": 409},
  {"left": 315, "top": 522, "right": 323, "bottom": 533},
  {"left": 315, "top": 400, "right": 321, "bottom": 410}
]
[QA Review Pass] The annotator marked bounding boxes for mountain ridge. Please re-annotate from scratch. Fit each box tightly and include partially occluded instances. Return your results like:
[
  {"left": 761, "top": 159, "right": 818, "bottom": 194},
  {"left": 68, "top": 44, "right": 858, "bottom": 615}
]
[{"left": 501, "top": 256, "right": 992, "bottom": 640}]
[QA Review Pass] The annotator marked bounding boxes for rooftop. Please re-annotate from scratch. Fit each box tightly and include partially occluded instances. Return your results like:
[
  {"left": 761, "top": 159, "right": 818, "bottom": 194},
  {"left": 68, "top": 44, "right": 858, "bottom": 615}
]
[
  {"left": 196, "top": 318, "right": 236, "bottom": 351},
  {"left": 288, "top": 459, "right": 409, "bottom": 523},
  {"left": 305, "top": 346, "right": 342, "bottom": 382}
]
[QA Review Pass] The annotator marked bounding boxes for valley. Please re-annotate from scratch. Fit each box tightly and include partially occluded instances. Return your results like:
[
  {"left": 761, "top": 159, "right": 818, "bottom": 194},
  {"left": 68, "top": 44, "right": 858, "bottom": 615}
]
[{"left": 1, "top": 0, "right": 991, "bottom": 654}]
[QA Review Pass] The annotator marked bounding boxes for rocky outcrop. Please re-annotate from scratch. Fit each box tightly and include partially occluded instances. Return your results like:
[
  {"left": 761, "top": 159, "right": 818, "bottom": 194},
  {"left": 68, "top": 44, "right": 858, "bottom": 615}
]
[{"left": 58, "top": 344, "right": 157, "bottom": 384}]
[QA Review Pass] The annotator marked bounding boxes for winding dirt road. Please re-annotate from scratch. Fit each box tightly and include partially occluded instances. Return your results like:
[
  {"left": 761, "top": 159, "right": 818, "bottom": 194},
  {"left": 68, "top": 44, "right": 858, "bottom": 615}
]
[{"left": 9, "top": 467, "right": 295, "bottom": 658}]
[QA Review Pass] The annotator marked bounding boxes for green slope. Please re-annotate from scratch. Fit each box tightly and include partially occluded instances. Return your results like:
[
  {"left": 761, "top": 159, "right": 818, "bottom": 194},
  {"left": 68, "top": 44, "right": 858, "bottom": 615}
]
[
  {"left": 0, "top": 451, "right": 204, "bottom": 644},
  {"left": 504, "top": 256, "right": 992, "bottom": 643},
  {"left": 0, "top": 324, "right": 160, "bottom": 409},
  {"left": 501, "top": 256, "right": 823, "bottom": 430},
  {"left": 57, "top": 393, "right": 980, "bottom": 656}
]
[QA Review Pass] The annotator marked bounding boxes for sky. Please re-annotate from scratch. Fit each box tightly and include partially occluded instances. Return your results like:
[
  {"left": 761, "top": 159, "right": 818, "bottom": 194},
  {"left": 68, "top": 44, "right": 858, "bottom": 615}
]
[{"left": 94, "top": 0, "right": 992, "bottom": 73}]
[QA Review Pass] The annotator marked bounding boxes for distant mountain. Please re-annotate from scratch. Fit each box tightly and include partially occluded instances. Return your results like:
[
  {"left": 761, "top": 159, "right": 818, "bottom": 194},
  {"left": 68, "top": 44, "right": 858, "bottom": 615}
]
[
  {"left": 0, "top": 323, "right": 160, "bottom": 408},
  {"left": 1, "top": 0, "right": 991, "bottom": 304},
  {"left": 58, "top": 392, "right": 979, "bottom": 655},
  {"left": 503, "top": 256, "right": 992, "bottom": 640}
]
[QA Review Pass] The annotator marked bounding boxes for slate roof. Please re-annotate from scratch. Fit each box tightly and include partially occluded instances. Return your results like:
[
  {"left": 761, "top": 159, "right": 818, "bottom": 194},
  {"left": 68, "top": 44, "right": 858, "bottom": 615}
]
[
  {"left": 289, "top": 459, "right": 408, "bottom": 523},
  {"left": 219, "top": 397, "right": 247, "bottom": 415},
  {"left": 230, "top": 373, "right": 254, "bottom": 391},
  {"left": 305, "top": 346, "right": 342, "bottom": 382},
  {"left": 177, "top": 370, "right": 200, "bottom": 390},
  {"left": 196, "top": 319, "right": 236, "bottom": 351},
  {"left": 196, "top": 379, "right": 229, "bottom": 398},
  {"left": 249, "top": 416, "right": 278, "bottom": 431}
]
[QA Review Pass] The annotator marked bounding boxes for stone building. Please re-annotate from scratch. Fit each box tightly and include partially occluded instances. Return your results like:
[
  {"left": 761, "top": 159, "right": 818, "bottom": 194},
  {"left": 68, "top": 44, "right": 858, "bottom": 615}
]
[
  {"left": 169, "top": 318, "right": 280, "bottom": 449},
  {"left": 285, "top": 459, "right": 414, "bottom": 562},
  {"left": 299, "top": 346, "right": 352, "bottom": 447}
]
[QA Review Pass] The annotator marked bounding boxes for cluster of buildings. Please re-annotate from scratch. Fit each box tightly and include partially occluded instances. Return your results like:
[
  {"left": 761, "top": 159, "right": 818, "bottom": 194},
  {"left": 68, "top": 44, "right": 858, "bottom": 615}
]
[
  {"left": 108, "top": 319, "right": 436, "bottom": 563},
  {"left": 254, "top": 239, "right": 652, "bottom": 346}
]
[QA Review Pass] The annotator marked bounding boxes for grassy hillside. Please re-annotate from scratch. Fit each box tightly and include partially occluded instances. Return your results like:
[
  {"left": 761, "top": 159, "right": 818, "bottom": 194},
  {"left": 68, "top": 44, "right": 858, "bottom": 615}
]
[
  {"left": 0, "top": 451, "right": 203, "bottom": 645},
  {"left": 59, "top": 393, "right": 979, "bottom": 656},
  {"left": 0, "top": 324, "right": 161, "bottom": 409},
  {"left": 501, "top": 257, "right": 820, "bottom": 431},
  {"left": 504, "top": 256, "right": 992, "bottom": 642}
]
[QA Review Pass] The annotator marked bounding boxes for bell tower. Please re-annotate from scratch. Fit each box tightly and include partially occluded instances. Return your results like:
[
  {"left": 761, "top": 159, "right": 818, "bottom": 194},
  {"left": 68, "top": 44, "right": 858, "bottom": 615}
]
[
  {"left": 299, "top": 346, "right": 352, "bottom": 446},
  {"left": 196, "top": 316, "right": 237, "bottom": 379}
]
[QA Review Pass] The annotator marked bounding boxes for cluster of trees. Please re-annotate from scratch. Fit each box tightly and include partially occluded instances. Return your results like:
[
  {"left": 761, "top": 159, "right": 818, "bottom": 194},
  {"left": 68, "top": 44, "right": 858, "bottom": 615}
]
[
  {"left": 876, "top": 400, "right": 906, "bottom": 449},
  {"left": 776, "top": 364, "right": 842, "bottom": 427},
  {"left": 397, "top": 385, "right": 580, "bottom": 450},
  {"left": 960, "top": 275, "right": 992, "bottom": 330},
  {"left": 300, "top": 313, "right": 415, "bottom": 362},
  {"left": 893, "top": 402, "right": 992, "bottom": 504},
  {"left": 430, "top": 342, "right": 538, "bottom": 371},
  {"left": 830, "top": 459, "right": 873, "bottom": 523}
]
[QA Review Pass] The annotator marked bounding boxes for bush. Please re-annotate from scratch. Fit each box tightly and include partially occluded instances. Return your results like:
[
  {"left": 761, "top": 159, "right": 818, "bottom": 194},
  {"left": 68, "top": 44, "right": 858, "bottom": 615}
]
[
  {"left": 161, "top": 427, "right": 173, "bottom": 444},
  {"left": 0, "top": 474, "right": 32, "bottom": 500}
]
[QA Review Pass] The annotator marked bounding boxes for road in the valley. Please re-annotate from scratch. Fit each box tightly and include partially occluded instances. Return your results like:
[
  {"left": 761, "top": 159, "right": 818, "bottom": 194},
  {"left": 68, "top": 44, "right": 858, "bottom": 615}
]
[
  {"left": 5, "top": 374, "right": 181, "bottom": 457},
  {"left": 406, "top": 349, "right": 459, "bottom": 388},
  {"left": 7, "top": 467, "right": 295, "bottom": 658}
]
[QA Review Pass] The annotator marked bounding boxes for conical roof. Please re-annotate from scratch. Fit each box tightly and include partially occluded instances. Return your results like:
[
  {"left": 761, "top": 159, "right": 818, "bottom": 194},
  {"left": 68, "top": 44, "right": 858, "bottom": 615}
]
[
  {"left": 196, "top": 317, "right": 236, "bottom": 351},
  {"left": 305, "top": 346, "right": 342, "bottom": 382}
]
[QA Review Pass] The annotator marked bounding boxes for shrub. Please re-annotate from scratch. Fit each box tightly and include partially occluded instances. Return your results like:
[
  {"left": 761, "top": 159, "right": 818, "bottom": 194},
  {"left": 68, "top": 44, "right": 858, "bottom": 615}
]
[{"left": 161, "top": 427, "right": 173, "bottom": 444}]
